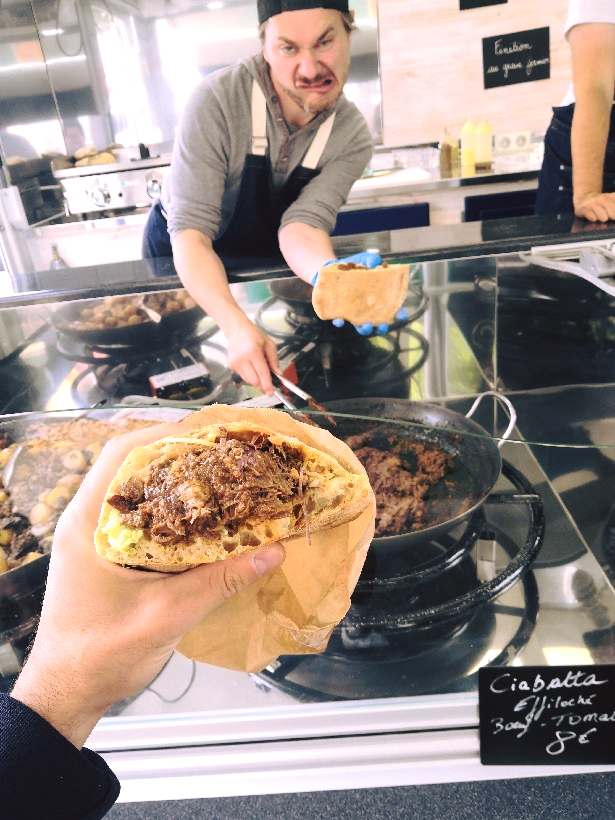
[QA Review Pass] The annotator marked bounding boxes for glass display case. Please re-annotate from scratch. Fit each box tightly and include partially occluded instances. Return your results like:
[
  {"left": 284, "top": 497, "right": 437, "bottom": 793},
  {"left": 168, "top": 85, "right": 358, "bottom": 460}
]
[{"left": 0, "top": 236, "right": 613, "bottom": 796}]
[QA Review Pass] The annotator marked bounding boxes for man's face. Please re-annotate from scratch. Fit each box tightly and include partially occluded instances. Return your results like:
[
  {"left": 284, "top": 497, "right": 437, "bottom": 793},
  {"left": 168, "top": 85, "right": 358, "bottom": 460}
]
[{"left": 262, "top": 9, "right": 351, "bottom": 125}]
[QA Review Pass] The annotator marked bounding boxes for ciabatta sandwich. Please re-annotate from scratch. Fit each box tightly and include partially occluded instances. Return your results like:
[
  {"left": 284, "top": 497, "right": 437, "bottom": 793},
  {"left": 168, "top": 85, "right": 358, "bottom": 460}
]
[
  {"left": 312, "top": 261, "right": 410, "bottom": 326},
  {"left": 95, "top": 419, "right": 371, "bottom": 572}
]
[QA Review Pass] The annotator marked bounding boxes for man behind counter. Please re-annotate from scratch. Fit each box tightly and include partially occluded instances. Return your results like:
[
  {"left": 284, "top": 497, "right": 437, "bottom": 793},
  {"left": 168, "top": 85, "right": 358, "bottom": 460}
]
[{"left": 142, "top": 0, "right": 377, "bottom": 396}]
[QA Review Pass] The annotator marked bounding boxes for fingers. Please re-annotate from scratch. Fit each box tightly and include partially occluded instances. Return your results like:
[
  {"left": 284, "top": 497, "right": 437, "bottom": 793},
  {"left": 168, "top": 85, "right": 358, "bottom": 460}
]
[
  {"left": 226, "top": 326, "right": 278, "bottom": 395},
  {"left": 249, "top": 337, "right": 279, "bottom": 395},
  {"left": 333, "top": 319, "right": 373, "bottom": 334},
  {"left": 576, "top": 202, "right": 605, "bottom": 222},
  {"left": 374, "top": 309, "right": 408, "bottom": 335},
  {"left": 252, "top": 358, "right": 275, "bottom": 395},
  {"left": 264, "top": 336, "right": 280, "bottom": 375},
  {"left": 575, "top": 194, "right": 615, "bottom": 222},
  {"left": 338, "top": 252, "right": 383, "bottom": 268},
  {"left": 233, "top": 357, "right": 274, "bottom": 395},
  {"left": 334, "top": 307, "right": 408, "bottom": 336},
  {"left": 360, "top": 252, "right": 383, "bottom": 268}
]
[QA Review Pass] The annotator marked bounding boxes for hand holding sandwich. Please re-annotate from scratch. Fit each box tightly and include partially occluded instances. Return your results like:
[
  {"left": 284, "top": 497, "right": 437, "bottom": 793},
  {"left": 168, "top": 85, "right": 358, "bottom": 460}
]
[{"left": 10, "top": 421, "right": 286, "bottom": 751}]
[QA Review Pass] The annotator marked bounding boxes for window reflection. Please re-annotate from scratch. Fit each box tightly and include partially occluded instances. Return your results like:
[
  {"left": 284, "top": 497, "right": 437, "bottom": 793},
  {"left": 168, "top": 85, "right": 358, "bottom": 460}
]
[{"left": 1, "top": 0, "right": 381, "bottom": 163}]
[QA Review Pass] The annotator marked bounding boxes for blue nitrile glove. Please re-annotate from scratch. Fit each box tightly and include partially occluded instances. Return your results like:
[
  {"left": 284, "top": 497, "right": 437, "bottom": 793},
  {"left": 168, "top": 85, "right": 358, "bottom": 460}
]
[
  {"left": 310, "top": 251, "right": 382, "bottom": 286},
  {"left": 343, "top": 306, "right": 410, "bottom": 336}
]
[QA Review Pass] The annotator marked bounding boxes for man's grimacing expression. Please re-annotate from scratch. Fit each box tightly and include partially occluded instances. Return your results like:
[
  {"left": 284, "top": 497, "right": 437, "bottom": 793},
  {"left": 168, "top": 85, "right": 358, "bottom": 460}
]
[{"left": 262, "top": 8, "right": 352, "bottom": 126}]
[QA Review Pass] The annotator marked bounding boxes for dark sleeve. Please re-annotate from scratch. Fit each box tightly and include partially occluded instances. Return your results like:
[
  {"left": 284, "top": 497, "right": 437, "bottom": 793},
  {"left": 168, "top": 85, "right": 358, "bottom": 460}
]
[{"left": 0, "top": 693, "right": 121, "bottom": 820}]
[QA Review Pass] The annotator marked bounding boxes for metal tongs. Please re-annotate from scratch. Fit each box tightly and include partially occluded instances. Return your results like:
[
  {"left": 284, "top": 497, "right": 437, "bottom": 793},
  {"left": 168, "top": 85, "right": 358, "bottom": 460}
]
[{"left": 272, "top": 372, "right": 337, "bottom": 427}]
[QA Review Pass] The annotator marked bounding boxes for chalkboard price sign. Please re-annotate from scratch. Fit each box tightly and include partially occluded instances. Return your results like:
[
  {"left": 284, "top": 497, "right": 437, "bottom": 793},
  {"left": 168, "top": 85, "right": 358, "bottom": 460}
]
[
  {"left": 482, "top": 27, "right": 550, "bottom": 90},
  {"left": 479, "top": 666, "right": 615, "bottom": 765}
]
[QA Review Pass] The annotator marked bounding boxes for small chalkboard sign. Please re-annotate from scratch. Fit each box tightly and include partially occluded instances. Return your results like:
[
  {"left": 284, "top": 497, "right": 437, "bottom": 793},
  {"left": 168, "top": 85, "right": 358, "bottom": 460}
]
[
  {"left": 479, "top": 666, "right": 615, "bottom": 765},
  {"left": 482, "top": 27, "right": 550, "bottom": 90},
  {"left": 461, "top": 0, "right": 507, "bottom": 9}
]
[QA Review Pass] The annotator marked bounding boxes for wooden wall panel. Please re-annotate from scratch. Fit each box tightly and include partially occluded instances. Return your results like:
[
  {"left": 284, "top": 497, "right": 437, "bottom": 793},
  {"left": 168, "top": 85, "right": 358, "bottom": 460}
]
[{"left": 377, "top": 0, "right": 570, "bottom": 147}]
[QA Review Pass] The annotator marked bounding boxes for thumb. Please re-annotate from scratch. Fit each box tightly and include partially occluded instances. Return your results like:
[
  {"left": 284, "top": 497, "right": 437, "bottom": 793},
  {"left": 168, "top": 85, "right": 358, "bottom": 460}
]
[{"left": 181, "top": 544, "right": 286, "bottom": 615}]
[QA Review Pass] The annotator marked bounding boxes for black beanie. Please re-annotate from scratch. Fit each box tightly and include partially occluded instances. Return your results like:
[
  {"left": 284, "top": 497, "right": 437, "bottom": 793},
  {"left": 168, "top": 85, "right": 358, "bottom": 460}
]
[{"left": 257, "top": 0, "right": 349, "bottom": 25}]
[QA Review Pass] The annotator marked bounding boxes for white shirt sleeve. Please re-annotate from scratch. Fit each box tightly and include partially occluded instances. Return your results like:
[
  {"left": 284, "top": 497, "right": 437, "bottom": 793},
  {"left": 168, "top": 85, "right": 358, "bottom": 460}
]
[
  {"left": 564, "top": 0, "right": 615, "bottom": 39},
  {"left": 559, "top": 0, "right": 615, "bottom": 105}
]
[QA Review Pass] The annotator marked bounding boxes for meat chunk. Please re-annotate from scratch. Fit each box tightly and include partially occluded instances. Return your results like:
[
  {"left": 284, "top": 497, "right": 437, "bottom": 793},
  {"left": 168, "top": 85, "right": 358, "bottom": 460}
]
[
  {"left": 107, "top": 476, "right": 144, "bottom": 512},
  {"left": 348, "top": 435, "right": 455, "bottom": 536},
  {"left": 107, "top": 431, "right": 302, "bottom": 546}
]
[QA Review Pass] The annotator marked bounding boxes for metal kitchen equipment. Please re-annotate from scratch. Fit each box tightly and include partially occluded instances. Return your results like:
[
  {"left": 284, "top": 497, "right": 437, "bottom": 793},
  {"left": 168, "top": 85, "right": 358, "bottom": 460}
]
[
  {"left": 317, "top": 393, "right": 516, "bottom": 547},
  {"left": 253, "top": 395, "right": 542, "bottom": 702},
  {"left": 52, "top": 154, "right": 171, "bottom": 216},
  {"left": 55, "top": 335, "right": 231, "bottom": 408},
  {"left": 49, "top": 298, "right": 204, "bottom": 346},
  {"left": 519, "top": 239, "right": 615, "bottom": 297},
  {"left": 256, "top": 459, "right": 544, "bottom": 701}
]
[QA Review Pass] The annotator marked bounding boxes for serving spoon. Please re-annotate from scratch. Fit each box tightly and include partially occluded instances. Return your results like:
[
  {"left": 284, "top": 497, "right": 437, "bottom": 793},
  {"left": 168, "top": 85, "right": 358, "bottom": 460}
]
[{"left": 137, "top": 296, "right": 162, "bottom": 323}]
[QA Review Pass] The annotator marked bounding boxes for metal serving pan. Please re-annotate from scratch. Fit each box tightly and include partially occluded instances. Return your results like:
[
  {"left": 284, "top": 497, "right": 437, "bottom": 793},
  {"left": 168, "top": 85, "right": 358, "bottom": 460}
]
[
  {"left": 320, "top": 392, "right": 515, "bottom": 547},
  {"left": 0, "top": 407, "right": 185, "bottom": 647},
  {"left": 50, "top": 297, "right": 204, "bottom": 347}
]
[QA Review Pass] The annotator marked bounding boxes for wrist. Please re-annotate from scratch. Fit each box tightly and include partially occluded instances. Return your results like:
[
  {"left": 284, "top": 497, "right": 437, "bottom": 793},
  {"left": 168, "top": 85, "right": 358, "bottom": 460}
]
[
  {"left": 202, "top": 293, "right": 248, "bottom": 334},
  {"left": 215, "top": 303, "right": 254, "bottom": 338},
  {"left": 573, "top": 186, "right": 603, "bottom": 208},
  {"left": 11, "top": 662, "right": 108, "bottom": 749}
]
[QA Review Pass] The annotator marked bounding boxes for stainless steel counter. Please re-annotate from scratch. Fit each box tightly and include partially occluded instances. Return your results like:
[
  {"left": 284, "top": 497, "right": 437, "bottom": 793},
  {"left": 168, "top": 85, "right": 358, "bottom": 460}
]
[
  {"left": 0, "top": 144, "right": 542, "bottom": 275},
  {"left": 347, "top": 146, "right": 542, "bottom": 204},
  {"left": 2, "top": 213, "right": 615, "bottom": 310}
]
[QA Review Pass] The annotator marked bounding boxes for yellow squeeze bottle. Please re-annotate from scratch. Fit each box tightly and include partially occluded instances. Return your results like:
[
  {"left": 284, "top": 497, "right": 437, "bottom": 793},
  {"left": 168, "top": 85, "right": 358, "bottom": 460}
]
[{"left": 460, "top": 118, "right": 476, "bottom": 172}]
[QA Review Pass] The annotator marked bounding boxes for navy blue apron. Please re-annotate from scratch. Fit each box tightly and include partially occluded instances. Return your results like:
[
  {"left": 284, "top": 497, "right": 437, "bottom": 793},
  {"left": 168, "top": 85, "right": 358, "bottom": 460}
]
[
  {"left": 535, "top": 102, "right": 615, "bottom": 215},
  {"left": 143, "top": 81, "right": 336, "bottom": 272}
]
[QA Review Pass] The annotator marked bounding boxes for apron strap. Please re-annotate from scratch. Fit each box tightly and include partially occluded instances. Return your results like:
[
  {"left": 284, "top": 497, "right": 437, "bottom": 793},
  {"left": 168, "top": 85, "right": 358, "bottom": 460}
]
[
  {"left": 251, "top": 82, "right": 268, "bottom": 156},
  {"left": 301, "top": 112, "right": 336, "bottom": 169},
  {"left": 251, "top": 80, "right": 336, "bottom": 167}
]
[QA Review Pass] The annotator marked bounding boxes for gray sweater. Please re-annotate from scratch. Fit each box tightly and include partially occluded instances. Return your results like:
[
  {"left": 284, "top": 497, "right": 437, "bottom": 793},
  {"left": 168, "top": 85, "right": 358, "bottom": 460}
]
[{"left": 162, "top": 54, "right": 373, "bottom": 241}]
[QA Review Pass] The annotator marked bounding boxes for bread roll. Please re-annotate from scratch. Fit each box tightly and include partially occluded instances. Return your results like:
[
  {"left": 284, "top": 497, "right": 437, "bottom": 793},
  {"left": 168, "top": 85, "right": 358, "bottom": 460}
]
[{"left": 73, "top": 146, "right": 97, "bottom": 160}]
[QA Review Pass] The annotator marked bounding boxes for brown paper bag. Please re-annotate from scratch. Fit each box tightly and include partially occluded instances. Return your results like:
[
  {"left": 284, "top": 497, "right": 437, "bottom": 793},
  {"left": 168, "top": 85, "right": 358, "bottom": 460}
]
[{"left": 174, "top": 404, "right": 375, "bottom": 673}]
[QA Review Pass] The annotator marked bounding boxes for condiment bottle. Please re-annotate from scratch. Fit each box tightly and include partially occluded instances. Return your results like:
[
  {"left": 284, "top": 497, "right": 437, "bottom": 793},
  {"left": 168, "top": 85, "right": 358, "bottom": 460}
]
[
  {"left": 460, "top": 118, "right": 476, "bottom": 174},
  {"left": 451, "top": 137, "right": 460, "bottom": 170},
  {"left": 475, "top": 119, "right": 493, "bottom": 171},
  {"left": 438, "top": 127, "right": 455, "bottom": 176},
  {"left": 49, "top": 244, "right": 69, "bottom": 269}
]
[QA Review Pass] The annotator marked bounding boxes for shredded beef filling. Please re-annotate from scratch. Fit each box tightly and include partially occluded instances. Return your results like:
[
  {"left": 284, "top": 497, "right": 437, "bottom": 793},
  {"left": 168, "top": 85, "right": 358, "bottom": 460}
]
[
  {"left": 345, "top": 430, "right": 455, "bottom": 536},
  {"left": 106, "top": 431, "right": 303, "bottom": 546}
]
